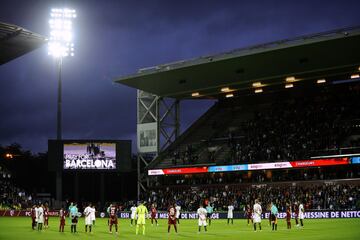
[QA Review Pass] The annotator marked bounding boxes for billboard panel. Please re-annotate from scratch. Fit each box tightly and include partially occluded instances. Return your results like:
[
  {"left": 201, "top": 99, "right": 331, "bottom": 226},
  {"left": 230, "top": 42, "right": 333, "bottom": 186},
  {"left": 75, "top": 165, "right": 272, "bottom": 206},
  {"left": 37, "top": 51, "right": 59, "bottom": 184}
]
[
  {"left": 137, "top": 122, "right": 157, "bottom": 153},
  {"left": 290, "top": 158, "right": 350, "bottom": 168}
]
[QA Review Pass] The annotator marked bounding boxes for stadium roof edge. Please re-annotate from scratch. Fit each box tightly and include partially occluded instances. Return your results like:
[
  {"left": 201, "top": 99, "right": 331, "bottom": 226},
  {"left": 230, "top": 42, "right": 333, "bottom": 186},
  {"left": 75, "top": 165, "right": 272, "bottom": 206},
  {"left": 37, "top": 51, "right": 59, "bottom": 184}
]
[
  {"left": 115, "top": 26, "right": 360, "bottom": 99},
  {"left": 0, "top": 21, "right": 47, "bottom": 65}
]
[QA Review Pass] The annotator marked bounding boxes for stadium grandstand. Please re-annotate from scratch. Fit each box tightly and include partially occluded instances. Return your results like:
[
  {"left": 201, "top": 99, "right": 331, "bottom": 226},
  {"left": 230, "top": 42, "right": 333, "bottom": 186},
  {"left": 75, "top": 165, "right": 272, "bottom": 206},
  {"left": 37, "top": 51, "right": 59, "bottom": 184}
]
[
  {"left": 0, "top": 163, "right": 32, "bottom": 211},
  {"left": 115, "top": 26, "right": 360, "bottom": 212}
]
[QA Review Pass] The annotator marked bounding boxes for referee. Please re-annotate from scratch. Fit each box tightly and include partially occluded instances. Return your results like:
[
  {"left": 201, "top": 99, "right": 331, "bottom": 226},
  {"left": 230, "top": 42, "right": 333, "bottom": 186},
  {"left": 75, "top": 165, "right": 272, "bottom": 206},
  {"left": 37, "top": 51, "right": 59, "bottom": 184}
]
[
  {"left": 270, "top": 202, "right": 279, "bottom": 231},
  {"left": 206, "top": 203, "right": 214, "bottom": 226}
]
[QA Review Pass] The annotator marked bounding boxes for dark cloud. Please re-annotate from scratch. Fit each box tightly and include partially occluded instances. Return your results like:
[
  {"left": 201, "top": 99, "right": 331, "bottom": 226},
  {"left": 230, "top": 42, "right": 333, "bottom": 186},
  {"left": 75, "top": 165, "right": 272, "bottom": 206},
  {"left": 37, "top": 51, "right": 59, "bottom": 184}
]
[{"left": 0, "top": 0, "right": 360, "bottom": 152}]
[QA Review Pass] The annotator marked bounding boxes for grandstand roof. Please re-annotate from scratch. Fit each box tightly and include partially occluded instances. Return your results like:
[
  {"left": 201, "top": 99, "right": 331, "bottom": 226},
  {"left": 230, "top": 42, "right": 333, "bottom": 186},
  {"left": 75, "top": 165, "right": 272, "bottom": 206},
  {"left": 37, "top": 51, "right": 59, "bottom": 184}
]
[
  {"left": 0, "top": 22, "right": 46, "bottom": 65},
  {"left": 115, "top": 26, "right": 360, "bottom": 99}
]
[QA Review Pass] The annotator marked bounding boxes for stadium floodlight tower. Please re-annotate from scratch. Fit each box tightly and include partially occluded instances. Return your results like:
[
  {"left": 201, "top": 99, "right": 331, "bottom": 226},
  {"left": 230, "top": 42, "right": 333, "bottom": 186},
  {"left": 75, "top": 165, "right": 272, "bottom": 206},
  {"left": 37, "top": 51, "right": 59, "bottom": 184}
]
[
  {"left": 48, "top": 8, "right": 76, "bottom": 140},
  {"left": 48, "top": 8, "right": 76, "bottom": 204}
]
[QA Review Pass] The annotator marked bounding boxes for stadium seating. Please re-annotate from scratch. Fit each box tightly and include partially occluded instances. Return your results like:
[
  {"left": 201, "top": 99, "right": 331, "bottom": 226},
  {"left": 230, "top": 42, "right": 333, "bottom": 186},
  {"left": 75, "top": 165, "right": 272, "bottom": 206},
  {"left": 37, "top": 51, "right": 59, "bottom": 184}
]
[{"left": 152, "top": 83, "right": 360, "bottom": 168}]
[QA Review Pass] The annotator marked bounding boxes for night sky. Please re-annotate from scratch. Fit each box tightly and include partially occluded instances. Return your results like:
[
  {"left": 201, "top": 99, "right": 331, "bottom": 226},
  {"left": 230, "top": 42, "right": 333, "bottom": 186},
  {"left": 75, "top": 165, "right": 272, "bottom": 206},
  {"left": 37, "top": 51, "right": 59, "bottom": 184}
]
[{"left": 0, "top": 0, "right": 359, "bottom": 153}]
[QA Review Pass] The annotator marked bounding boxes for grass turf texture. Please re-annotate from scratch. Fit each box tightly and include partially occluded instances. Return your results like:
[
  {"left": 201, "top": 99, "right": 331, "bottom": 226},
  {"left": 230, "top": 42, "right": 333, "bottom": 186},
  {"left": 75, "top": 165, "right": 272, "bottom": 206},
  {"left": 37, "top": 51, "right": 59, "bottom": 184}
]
[{"left": 0, "top": 217, "right": 359, "bottom": 240}]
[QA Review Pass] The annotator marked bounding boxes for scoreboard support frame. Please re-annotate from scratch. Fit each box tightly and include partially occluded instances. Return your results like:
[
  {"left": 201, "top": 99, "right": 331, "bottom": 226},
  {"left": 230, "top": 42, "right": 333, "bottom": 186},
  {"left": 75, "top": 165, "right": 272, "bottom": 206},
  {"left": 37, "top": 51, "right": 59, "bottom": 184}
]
[{"left": 136, "top": 90, "right": 180, "bottom": 200}]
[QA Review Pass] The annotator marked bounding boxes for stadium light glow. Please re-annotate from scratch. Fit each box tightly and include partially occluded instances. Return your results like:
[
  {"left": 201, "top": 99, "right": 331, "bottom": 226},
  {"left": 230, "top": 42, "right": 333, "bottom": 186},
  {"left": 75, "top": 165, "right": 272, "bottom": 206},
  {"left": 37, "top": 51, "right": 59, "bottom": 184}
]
[
  {"left": 317, "top": 79, "right": 326, "bottom": 84},
  {"left": 221, "top": 87, "right": 230, "bottom": 92},
  {"left": 252, "top": 82, "right": 262, "bottom": 87},
  {"left": 254, "top": 88, "right": 263, "bottom": 93},
  {"left": 225, "top": 93, "right": 234, "bottom": 98},
  {"left": 285, "top": 83, "right": 294, "bottom": 88},
  {"left": 351, "top": 74, "right": 360, "bottom": 79},
  {"left": 285, "top": 76, "right": 296, "bottom": 82},
  {"left": 48, "top": 8, "right": 76, "bottom": 58},
  {"left": 191, "top": 92, "right": 200, "bottom": 97}
]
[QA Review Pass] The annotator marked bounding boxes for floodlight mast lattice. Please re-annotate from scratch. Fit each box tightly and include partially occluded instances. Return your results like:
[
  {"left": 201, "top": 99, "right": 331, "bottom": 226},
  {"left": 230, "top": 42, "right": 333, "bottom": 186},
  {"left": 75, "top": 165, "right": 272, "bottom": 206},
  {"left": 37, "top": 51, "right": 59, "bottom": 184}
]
[{"left": 48, "top": 8, "right": 76, "bottom": 140}]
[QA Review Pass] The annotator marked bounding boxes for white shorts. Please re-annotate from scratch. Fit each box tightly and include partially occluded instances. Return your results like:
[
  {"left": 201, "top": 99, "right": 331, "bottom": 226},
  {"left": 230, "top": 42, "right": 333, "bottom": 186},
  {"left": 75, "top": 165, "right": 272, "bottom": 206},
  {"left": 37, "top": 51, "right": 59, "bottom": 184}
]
[
  {"left": 198, "top": 219, "right": 207, "bottom": 226},
  {"left": 85, "top": 217, "right": 92, "bottom": 225},
  {"left": 299, "top": 213, "right": 305, "bottom": 220},
  {"left": 176, "top": 213, "right": 180, "bottom": 219},
  {"left": 131, "top": 214, "right": 137, "bottom": 219},
  {"left": 253, "top": 214, "right": 261, "bottom": 223},
  {"left": 227, "top": 213, "right": 233, "bottom": 219},
  {"left": 38, "top": 216, "right": 44, "bottom": 224}
]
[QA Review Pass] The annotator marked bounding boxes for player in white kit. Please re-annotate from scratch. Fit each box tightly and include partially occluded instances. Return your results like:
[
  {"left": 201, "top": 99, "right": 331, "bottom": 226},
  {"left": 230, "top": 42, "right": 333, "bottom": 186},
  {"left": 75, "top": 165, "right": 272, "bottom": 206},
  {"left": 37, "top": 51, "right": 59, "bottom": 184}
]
[
  {"left": 90, "top": 205, "right": 96, "bottom": 226},
  {"left": 34, "top": 205, "right": 39, "bottom": 227},
  {"left": 36, "top": 204, "right": 44, "bottom": 231},
  {"left": 227, "top": 204, "right": 234, "bottom": 224},
  {"left": 253, "top": 199, "right": 262, "bottom": 231},
  {"left": 197, "top": 204, "right": 208, "bottom": 233},
  {"left": 175, "top": 204, "right": 181, "bottom": 224},
  {"left": 130, "top": 204, "right": 137, "bottom": 226},
  {"left": 84, "top": 203, "right": 93, "bottom": 233},
  {"left": 298, "top": 202, "right": 305, "bottom": 227}
]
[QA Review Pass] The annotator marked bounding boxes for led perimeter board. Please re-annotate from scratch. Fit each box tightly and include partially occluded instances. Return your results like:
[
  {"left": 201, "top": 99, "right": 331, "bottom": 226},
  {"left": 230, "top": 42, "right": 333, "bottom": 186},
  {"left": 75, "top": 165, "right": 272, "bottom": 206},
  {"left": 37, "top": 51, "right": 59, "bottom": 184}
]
[{"left": 148, "top": 157, "right": 357, "bottom": 176}]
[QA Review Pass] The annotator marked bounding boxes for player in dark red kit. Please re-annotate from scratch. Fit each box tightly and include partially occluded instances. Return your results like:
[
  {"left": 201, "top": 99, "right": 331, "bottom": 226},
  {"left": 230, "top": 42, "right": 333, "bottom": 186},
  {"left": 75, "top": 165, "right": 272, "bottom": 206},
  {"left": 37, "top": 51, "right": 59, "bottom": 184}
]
[
  {"left": 267, "top": 204, "right": 272, "bottom": 226},
  {"left": 150, "top": 204, "right": 159, "bottom": 226},
  {"left": 168, "top": 204, "right": 177, "bottom": 233},
  {"left": 246, "top": 205, "right": 253, "bottom": 226},
  {"left": 44, "top": 204, "right": 49, "bottom": 229},
  {"left": 31, "top": 205, "right": 37, "bottom": 230},
  {"left": 109, "top": 204, "right": 119, "bottom": 234},
  {"left": 59, "top": 207, "right": 66, "bottom": 232},
  {"left": 293, "top": 202, "right": 299, "bottom": 227},
  {"left": 286, "top": 206, "right": 291, "bottom": 229}
]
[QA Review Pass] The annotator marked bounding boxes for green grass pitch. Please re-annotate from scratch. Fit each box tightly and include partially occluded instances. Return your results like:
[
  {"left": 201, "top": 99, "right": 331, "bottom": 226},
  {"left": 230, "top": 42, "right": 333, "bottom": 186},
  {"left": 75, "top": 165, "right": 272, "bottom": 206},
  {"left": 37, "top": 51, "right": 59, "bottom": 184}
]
[{"left": 0, "top": 217, "right": 359, "bottom": 240}]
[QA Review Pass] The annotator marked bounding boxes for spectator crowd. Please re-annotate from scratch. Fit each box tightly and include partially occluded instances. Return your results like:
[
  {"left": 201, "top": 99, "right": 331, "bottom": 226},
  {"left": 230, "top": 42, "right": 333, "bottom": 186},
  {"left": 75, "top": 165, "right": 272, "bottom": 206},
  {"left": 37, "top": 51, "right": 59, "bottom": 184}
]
[
  {"left": 229, "top": 90, "right": 360, "bottom": 163},
  {"left": 0, "top": 165, "right": 34, "bottom": 210},
  {"left": 141, "top": 183, "right": 360, "bottom": 212},
  {"left": 169, "top": 84, "right": 360, "bottom": 165}
]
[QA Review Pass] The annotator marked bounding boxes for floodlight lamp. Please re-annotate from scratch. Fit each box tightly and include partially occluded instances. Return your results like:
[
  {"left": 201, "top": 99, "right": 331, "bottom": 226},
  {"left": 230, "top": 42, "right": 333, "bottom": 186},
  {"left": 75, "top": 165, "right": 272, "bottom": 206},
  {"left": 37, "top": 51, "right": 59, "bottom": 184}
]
[
  {"left": 252, "top": 82, "right": 262, "bottom": 88},
  {"left": 285, "top": 76, "right": 296, "bottom": 82},
  {"left": 48, "top": 8, "right": 76, "bottom": 58},
  {"left": 351, "top": 74, "right": 359, "bottom": 79},
  {"left": 221, "top": 87, "right": 230, "bottom": 92}
]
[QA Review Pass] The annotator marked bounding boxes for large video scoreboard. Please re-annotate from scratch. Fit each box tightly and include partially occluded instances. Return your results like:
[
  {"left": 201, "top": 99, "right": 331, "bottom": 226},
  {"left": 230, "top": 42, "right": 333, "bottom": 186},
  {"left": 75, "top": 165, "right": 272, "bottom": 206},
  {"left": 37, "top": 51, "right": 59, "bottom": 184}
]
[{"left": 48, "top": 140, "right": 132, "bottom": 172}]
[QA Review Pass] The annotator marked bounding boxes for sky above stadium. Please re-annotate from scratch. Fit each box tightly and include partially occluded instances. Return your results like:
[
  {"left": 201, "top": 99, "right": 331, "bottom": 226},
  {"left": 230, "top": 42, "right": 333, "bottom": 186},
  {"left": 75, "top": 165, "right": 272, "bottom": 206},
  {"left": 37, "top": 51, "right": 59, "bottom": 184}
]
[{"left": 0, "top": 0, "right": 360, "bottom": 153}]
